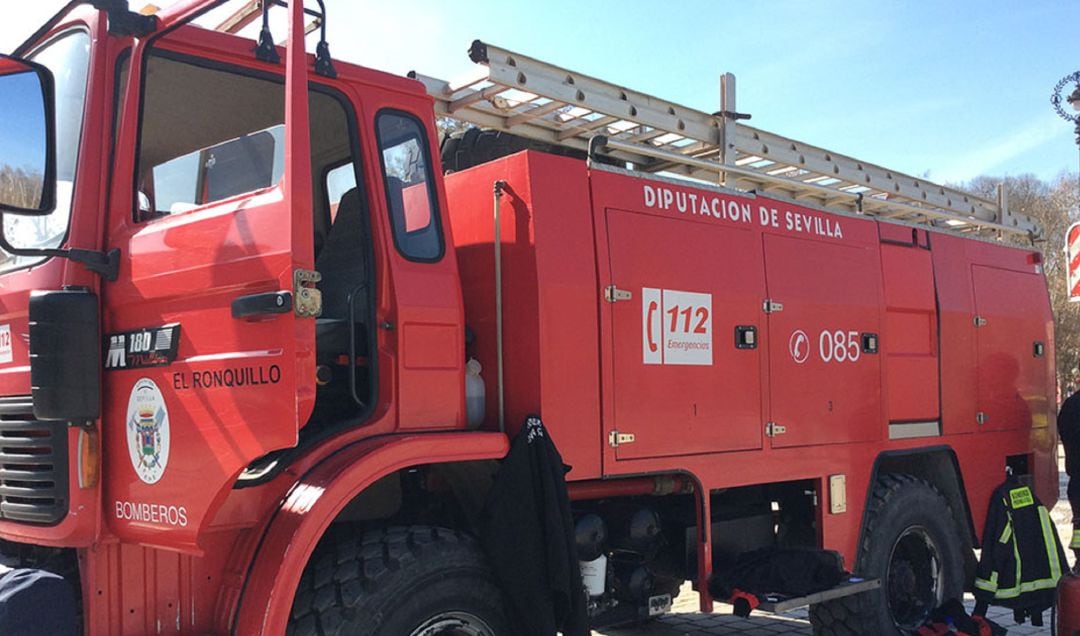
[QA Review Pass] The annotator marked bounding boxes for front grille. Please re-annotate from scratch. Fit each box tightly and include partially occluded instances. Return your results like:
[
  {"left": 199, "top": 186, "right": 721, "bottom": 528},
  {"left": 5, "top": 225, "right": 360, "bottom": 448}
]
[{"left": 0, "top": 397, "right": 68, "bottom": 524}]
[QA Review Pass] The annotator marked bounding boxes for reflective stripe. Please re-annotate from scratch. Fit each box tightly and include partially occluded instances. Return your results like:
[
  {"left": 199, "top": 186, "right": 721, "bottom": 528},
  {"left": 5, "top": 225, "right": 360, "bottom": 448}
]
[
  {"left": 1040, "top": 507, "right": 1064, "bottom": 581},
  {"left": 975, "top": 572, "right": 998, "bottom": 592},
  {"left": 989, "top": 576, "right": 1061, "bottom": 600},
  {"left": 1009, "top": 515, "right": 1022, "bottom": 595},
  {"left": 1071, "top": 528, "right": 1080, "bottom": 550}
]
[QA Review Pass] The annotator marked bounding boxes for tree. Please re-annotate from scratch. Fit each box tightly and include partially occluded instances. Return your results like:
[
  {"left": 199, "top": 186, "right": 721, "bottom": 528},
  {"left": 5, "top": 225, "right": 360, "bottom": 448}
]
[
  {"left": 0, "top": 165, "right": 43, "bottom": 210},
  {"left": 435, "top": 117, "right": 471, "bottom": 142}
]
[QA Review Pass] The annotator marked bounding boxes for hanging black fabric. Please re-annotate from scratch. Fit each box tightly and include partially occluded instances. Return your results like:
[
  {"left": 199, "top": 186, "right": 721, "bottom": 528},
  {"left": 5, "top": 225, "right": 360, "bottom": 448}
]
[
  {"left": 973, "top": 475, "right": 1067, "bottom": 625},
  {"left": 479, "top": 416, "right": 588, "bottom": 636},
  {"left": 708, "top": 547, "right": 846, "bottom": 600}
]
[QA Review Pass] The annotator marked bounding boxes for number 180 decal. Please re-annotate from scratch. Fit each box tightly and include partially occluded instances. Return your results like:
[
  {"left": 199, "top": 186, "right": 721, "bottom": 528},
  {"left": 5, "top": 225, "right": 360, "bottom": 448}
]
[{"left": 643, "top": 288, "right": 712, "bottom": 366}]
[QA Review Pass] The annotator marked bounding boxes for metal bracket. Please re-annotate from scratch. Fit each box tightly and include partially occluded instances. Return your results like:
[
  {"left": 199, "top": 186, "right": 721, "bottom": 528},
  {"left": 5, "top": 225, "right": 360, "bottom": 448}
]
[
  {"left": 766, "top": 422, "right": 787, "bottom": 437},
  {"left": 0, "top": 213, "right": 120, "bottom": 282},
  {"left": 973, "top": 316, "right": 988, "bottom": 327},
  {"left": 588, "top": 135, "right": 609, "bottom": 164},
  {"left": 293, "top": 269, "right": 322, "bottom": 317},
  {"left": 712, "top": 109, "right": 752, "bottom": 121},
  {"left": 608, "top": 431, "right": 636, "bottom": 447},
  {"left": 314, "top": 40, "right": 337, "bottom": 78},
  {"left": 763, "top": 299, "right": 784, "bottom": 314},
  {"left": 251, "top": 0, "right": 336, "bottom": 76},
  {"left": 604, "top": 285, "right": 633, "bottom": 303},
  {"left": 254, "top": 23, "right": 281, "bottom": 64},
  {"left": 88, "top": 0, "right": 158, "bottom": 37},
  {"left": 68, "top": 248, "right": 121, "bottom": 282}
]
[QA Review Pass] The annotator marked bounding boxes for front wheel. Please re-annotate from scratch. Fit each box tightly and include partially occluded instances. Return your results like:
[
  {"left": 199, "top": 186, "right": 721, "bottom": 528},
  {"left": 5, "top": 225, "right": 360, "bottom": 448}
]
[
  {"left": 287, "top": 526, "right": 511, "bottom": 636},
  {"left": 810, "top": 474, "right": 967, "bottom": 635}
]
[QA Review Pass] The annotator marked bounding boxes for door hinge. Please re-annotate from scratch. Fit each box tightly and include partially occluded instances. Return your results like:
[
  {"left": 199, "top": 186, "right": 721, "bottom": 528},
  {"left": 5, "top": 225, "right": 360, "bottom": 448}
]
[
  {"left": 293, "top": 269, "right": 323, "bottom": 317},
  {"left": 766, "top": 422, "right": 787, "bottom": 437},
  {"left": 976, "top": 411, "right": 988, "bottom": 425},
  {"left": 763, "top": 299, "right": 784, "bottom": 314},
  {"left": 608, "top": 430, "right": 636, "bottom": 447},
  {"left": 973, "top": 315, "right": 988, "bottom": 327},
  {"left": 604, "top": 285, "right": 633, "bottom": 303}
]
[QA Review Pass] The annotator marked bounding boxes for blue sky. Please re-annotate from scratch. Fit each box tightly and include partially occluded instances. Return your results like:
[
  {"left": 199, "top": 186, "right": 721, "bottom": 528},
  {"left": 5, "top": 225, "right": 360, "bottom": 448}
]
[
  {"left": 4, "top": 1, "right": 1079, "bottom": 186},
  {"left": 0, "top": 71, "right": 47, "bottom": 172}
]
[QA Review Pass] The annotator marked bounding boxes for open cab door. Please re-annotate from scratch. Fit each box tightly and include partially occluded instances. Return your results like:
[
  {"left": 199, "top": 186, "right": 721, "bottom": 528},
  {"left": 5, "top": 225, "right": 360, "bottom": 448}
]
[{"left": 102, "top": 1, "right": 317, "bottom": 552}]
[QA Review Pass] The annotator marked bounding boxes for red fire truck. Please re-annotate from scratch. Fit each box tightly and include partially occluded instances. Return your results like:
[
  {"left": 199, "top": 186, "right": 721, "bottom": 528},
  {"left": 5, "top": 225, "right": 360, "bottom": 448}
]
[{"left": 0, "top": 1, "right": 1057, "bottom": 634}]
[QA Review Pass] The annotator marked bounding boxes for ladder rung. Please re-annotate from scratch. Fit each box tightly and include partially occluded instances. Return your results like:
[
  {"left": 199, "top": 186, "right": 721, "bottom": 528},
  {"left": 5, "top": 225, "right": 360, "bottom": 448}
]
[
  {"left": 506, "top": 100, "right": 564, "bottom": 127},
  {"left": 215, "top": 0, "right": 261, "bottom": 33}
]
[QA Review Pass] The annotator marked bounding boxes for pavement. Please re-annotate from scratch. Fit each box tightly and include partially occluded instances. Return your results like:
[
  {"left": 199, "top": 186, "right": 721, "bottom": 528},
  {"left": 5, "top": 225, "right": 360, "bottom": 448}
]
[{"left": 593, "top": 449, "right": 1074, "bottom": 636}]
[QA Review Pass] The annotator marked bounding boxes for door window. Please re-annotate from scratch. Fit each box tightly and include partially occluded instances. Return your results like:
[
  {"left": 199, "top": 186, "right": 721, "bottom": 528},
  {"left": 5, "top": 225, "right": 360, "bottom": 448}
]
[
  {"left": 135, "top": 54, "right": 288, "bottom": 220},
  {"left": 376, "top": 111, "right": 442, "bottom": 261}
]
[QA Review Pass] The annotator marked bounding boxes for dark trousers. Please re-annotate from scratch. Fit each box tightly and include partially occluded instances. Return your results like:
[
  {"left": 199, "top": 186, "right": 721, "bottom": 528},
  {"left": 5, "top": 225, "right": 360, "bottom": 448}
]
[{"left": 0, "top": 568, "right": 76, "bottom": 636}]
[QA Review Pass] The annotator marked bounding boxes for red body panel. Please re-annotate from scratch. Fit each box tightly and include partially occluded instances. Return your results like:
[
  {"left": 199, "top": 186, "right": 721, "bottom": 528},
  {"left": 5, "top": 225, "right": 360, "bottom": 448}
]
[
  {"left": 605, "top": 207, "right": 765, "bottom": 458},
  {"left": 446, "top": 151, "right": 1057, "bottom": 574},
  {"left": 446, "top": 154, "right": 602, "bottom": 478}
]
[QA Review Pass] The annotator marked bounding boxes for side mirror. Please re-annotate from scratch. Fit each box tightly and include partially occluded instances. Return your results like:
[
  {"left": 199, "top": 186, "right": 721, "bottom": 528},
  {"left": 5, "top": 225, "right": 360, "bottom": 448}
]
[{"left": 0, "top": 55, "right": 56, "bottom": 215}]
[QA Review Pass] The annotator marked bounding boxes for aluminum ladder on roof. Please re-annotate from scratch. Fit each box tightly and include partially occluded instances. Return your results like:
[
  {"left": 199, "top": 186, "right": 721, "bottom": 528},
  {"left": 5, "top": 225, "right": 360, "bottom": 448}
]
[{"left": 410, "top": 40, "right": 1041, "bottom": 242}]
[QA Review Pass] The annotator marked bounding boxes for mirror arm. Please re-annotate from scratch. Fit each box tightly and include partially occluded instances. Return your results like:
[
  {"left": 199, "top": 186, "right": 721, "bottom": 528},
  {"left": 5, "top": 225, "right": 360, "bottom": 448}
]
[
  {"left": 87, "top": 0, "right": 158, "bottom": 37},
  {"left": 0, "top": 214, "right": 119, "bottom": 281}
]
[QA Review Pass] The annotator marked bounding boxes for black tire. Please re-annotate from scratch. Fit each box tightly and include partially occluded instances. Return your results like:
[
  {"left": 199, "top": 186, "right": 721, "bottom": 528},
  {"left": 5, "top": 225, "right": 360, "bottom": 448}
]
[
  {"left": 440, "top": 127, "right": 614, "bottom": 174},
  {"left": 287, "top": 526, "right": 511, "bottom": 636},
  {"left": 809, "top": 474, "right": 967, "bottom": 635}
]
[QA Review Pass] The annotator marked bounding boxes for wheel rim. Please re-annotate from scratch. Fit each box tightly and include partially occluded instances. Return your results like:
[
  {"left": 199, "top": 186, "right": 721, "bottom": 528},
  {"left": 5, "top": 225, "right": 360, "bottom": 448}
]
[
  {"left": 886, "top": 525, "right": 943, "bottom": 630},
  {"left": 409, "top": 611, "right": 496, "bottom": 636}
]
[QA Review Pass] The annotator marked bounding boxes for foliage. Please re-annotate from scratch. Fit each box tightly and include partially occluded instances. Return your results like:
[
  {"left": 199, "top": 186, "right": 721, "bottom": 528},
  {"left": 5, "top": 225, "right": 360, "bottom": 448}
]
[
  {"left": 965, "top": 173, "right": 1080, "bottom": 392},
  {"left": 435, "top": 117, "right": 471, "bottom": 142},
  {"left": 0, "top": 165, "right": 43, "bottom": 210}
]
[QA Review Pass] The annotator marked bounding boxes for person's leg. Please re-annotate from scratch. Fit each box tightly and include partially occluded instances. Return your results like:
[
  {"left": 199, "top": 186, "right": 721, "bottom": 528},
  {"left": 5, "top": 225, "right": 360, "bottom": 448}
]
[{"left": 0, "top": 567, "right": 76, "bottom": 636}]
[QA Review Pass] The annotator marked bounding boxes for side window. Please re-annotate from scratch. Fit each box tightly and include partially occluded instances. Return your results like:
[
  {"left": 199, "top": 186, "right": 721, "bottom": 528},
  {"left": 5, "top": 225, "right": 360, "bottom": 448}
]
[
  {"left": 376, "top": 111, "right": 443, "bottom": 261},
  {"left": 135, "top": 54, "right": 286, "bottom": 220},
  {"left": 325, "top": 162, "right": 356, "bottom": 223}
]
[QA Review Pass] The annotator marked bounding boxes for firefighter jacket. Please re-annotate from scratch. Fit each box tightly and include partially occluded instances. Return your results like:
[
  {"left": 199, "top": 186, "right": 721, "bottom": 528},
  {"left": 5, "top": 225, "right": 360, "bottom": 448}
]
[
  {"left": 973, "top": 477, "right": 1067, "bottom": 625},
  {"left": 479, "top": 416, "right": 588, "bottom": 636}
]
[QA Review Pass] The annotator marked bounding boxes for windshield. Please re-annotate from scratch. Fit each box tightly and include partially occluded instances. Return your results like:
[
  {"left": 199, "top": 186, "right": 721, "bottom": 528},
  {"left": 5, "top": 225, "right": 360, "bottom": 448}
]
[{"left": 0, "top": 30, "right": 91, "bottom": 272}]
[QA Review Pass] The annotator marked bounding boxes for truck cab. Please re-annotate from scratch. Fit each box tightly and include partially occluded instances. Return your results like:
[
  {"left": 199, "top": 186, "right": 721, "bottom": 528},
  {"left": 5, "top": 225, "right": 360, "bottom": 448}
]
[
  {"left": 0, "top": 0, "right": 473, "bottom": 543},
  {"left": 0, "top": 2, "right": 506, "bottom": 628}
]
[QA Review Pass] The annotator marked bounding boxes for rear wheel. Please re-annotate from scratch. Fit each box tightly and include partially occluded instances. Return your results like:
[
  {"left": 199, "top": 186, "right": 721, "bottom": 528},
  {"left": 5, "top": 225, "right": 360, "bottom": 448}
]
[
  {"left": 810, "top": 474, "right": 966, "bottom": 635},
  {"left": 287, "top": 526, "right": 510, "bottom": 636}
]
